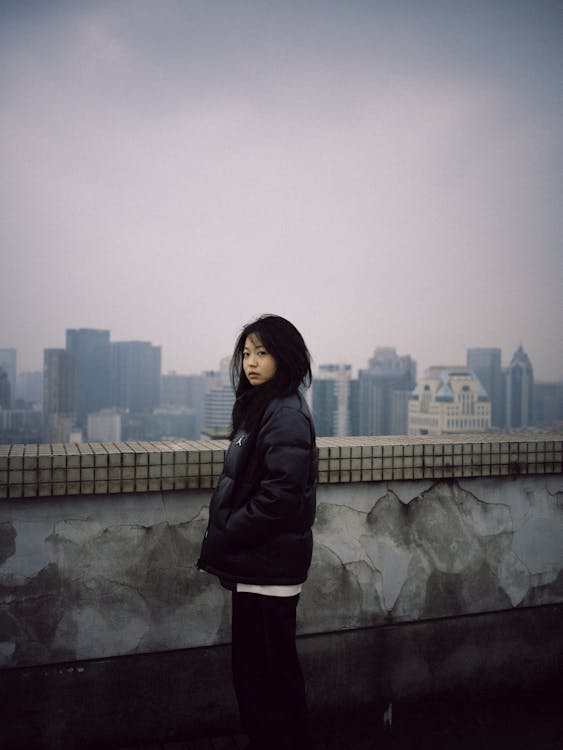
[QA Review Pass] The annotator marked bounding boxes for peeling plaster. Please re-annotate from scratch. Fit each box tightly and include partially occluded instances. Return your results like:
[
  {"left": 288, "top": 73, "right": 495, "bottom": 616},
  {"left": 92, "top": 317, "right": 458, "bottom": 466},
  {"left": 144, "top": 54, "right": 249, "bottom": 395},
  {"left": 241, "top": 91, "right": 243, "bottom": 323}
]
[
  {"left": 458, "top": 477, "right": 556, "bottom": 530},
  {"left": 0, "top": 521, "right": 51, "bottom": 582},
  {"left": 310, "top": 478, "right": 562, "bottom": 627},
  {"left": 513, "top": 517, "right": 563, "bottom": 576},
  {"left": 361, "top": 534, "right": 412, "bottom": 611},
  {"left": 392, "top": 550, "right": 433, "bottom": 620},
  {"left": 497, "top": 551, "right": 534, "bottom": 606},
  {"left": 319, "top": 483, "right": 387, "bottom": 513},
  {"left": 388, "top": 480, "right": 433, "bottom": 505},
  {"left": 314, "top": 504, "right": 368, "bottom": 564},
  {"left": 344, "top": 560, "right": 384, "bottom": 619}
]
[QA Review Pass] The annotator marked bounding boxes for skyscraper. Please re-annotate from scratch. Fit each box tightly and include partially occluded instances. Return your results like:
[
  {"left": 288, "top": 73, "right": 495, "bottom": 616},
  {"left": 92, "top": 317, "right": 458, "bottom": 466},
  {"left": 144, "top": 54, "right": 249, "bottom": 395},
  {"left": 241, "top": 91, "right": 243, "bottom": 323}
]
[
  {"left": 533, "top": 381, "right": 563, "bottom": 428},
  {"left": 0, "top": 349, "right": 16, "bottom": 408},
  {"left": 348, "top": 379, "right": 360, "bottom": 436},
  {"left": 358, "top": 348, "right": 416, "bottom": 435},
  {"left": 111, "top": 341, "right": 161, "bottom": 412},
  {"left": 16, "top": 371, "right": 43, "bottom": 407},
  {"left": 506, "top": 345, "right": 534, "bottom": 429},
  {"left": 43, "top": 349, "right": 74, "bottom": 417},
  {"left": 0, "top": 367, "right": 10, "bottom": 409},
  {"left": 202, "top": 358, "right": 234, "bottom": 439},
  {"left": 161, "top": 373, "right": 192, "bottom": 407},
  {"left": 43, "top": 348, "right": 75, "bottom": 442},
  {"left": 312, "top": 364, "right": 353, "bottom": 437},
  {"left": 160, "top": 372, "right": 205, "bottom": 437},
  {"left": 467, "top": 348, "right": 504, "bottom": 427},
  {"left": 65, "top": 329, "right": 112, "bottom": 427}
]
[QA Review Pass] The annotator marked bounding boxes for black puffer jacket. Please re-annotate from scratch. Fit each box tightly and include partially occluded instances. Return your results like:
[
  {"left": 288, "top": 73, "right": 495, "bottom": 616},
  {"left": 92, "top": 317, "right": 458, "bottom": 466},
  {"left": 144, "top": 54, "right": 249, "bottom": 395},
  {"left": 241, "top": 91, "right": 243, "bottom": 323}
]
[{"left": 197, "top": 393, "right": 317, "bottom": 586}]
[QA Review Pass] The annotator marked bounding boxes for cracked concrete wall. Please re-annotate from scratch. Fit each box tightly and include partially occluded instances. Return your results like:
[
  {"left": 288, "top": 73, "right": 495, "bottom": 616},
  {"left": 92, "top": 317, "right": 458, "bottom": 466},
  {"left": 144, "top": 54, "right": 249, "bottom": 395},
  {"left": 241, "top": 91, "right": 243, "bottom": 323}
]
[{"left": 1, "top": 475, "right": 562, "bottom": 669}]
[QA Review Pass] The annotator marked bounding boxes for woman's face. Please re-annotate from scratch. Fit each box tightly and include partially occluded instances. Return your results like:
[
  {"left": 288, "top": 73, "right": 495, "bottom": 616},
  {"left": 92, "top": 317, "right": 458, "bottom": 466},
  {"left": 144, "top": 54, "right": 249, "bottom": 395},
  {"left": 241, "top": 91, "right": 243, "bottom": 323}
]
[{"left": 243, "top": 333, "right": 277, "bottom": 386}]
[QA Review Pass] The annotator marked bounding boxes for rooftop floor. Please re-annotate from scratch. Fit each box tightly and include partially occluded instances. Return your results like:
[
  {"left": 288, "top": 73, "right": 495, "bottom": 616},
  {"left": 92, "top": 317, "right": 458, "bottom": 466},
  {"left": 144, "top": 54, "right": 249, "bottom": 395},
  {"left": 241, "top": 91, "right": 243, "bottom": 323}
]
[{"left": 115, "top": 692, "right": 562, "bottom": 750}]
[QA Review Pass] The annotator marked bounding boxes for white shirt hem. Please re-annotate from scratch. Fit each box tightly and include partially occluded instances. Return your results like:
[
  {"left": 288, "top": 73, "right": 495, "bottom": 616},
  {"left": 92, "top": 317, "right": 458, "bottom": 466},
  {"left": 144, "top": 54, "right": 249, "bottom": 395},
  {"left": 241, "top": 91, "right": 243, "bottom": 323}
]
[{"left": 236, "top": 583, "right": 302, "bottom": 597}]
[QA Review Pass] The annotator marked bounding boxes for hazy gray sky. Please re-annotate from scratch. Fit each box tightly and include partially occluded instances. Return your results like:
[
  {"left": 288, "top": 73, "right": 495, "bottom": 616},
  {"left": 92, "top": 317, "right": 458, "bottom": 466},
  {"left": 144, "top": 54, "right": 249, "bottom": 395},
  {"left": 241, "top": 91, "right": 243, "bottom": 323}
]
[{"left": 2, "top": 0, "right": 562, "bottom": 380}]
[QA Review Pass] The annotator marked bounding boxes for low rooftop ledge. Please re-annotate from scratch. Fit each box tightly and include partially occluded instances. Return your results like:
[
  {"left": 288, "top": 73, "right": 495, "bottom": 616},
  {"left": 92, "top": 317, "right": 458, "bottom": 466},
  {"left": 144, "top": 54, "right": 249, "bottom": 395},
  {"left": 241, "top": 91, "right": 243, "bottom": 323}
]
[{"left": 1, "top": 432, "right": 561, "bottom": 499}]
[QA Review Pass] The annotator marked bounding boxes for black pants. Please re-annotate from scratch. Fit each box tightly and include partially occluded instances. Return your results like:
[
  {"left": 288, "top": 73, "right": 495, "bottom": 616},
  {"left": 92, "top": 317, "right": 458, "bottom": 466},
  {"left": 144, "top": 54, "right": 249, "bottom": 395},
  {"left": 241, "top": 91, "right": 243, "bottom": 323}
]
[{"left": 231, "top": 591, "right": 312, "bottom": 750}]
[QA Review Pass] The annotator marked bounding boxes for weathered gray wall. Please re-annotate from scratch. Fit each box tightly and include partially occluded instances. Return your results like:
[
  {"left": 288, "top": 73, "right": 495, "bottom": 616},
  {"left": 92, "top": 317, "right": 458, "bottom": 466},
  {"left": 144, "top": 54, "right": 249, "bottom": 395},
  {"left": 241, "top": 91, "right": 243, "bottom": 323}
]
[
  {"left": 304, "top": 476, "right": 563, "bottom": 631},
  {"left": 1, "top": 475, "right": 562, "bottom": 669}
]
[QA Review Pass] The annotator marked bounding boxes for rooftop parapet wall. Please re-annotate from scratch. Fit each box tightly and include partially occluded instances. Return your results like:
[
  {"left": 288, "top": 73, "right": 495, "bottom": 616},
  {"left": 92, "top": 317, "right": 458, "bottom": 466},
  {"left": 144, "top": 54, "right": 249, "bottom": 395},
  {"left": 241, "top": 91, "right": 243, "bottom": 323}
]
[
  {"left": 0, "top": 434, "right": 561, "bottom": 671},
  {"left": 1, "top": 433, "right": 562, "bottom": 499}
]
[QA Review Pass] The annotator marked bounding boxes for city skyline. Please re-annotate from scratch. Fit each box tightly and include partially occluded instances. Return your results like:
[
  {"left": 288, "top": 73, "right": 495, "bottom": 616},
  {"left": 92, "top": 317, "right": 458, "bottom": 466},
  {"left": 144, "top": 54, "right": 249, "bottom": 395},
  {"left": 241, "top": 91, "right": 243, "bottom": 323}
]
[
  {"left": 2, "top": 332, "right": 559, "bottom": 385},
  {"left": 1, "top": 1, "right": 562, "bottom": 382},
  {"left": 2, "top": 332, "right": 562, "bottom": 443}
]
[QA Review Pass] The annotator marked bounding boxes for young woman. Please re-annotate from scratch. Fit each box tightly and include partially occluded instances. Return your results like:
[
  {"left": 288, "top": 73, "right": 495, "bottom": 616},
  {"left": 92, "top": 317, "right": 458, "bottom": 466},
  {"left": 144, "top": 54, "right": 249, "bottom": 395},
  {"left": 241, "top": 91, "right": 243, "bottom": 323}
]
[{"left": 198, "top": 314, "right": 317, "bottom": 750}]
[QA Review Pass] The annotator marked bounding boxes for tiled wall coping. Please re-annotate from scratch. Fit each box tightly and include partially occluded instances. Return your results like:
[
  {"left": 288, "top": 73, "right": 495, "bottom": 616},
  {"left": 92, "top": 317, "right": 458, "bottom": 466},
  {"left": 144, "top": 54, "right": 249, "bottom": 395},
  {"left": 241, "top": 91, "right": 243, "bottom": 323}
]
[{"left": 1, "top": 433, "right": 562, "bottom": 499}]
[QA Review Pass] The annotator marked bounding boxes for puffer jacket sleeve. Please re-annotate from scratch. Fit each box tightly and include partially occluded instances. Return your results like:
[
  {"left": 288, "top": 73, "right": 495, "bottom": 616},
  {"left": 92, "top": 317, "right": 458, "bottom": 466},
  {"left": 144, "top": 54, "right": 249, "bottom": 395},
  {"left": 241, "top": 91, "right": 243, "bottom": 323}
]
[{"left": 224, "top": 405, "right": 313, "bottom": 546}]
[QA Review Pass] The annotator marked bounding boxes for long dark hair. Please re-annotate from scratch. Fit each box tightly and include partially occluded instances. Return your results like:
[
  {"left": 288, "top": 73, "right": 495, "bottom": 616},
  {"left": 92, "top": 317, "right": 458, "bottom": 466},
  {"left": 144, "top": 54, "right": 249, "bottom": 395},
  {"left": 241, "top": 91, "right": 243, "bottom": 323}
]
[{"left": 230, "top": 315, "right": 312, "bottom": 435}]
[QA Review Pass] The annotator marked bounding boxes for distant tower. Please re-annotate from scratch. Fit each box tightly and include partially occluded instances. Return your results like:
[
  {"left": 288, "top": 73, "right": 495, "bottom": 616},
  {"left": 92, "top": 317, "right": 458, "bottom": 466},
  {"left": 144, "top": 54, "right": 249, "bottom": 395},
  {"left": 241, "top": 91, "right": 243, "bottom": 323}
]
[
  {"left": 0, "top": 349, "right": 17, "bottom": 408},
  {"left": 348, "top": 379, "right": 360, "bottom": 436},
  {"left": 111, "top": 340, "right": 161, "bottom": 412},
  {"left": 202, "top": 358, "right": 235, "bottom": 439},
  {"left": 43, "top": 349, "right": 75, "bottom": 416},
  {"left": 43, "top": 348, "right": 75, "bottom": 442},
  {"left": 16, "top": 371, "right": 43, "bottom": 407},
  {"left": 161, "top": 373, "right": 192, "bottom": 407},
  {"left": 533, "top": 381, "right": 563, "bottom": 428},
  {"left": 467, "top": 348, "right": 504, "bottom": 428},
  {"left": 65, "top": 329, "right": 112, "bottom": 428},
  {"left": 312, "top": 364, "right": 352, "bottom": 437},
  {"left": 358, "top": 348, "right": 416, "bottom": 435},
  {"left": 506, "top": 345, "right": 534, "bottom": 429},
  {"left": 161, "top": 372, "right": 205, "bottom": 436},
  {"left": 0, "top": 367, "right": 11, "bottom": 409}
]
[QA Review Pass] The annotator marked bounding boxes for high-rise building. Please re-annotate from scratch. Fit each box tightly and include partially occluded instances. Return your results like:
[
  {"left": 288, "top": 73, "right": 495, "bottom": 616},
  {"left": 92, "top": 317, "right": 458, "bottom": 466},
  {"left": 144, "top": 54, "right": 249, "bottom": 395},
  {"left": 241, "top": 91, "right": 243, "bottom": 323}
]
[
  {"left": 161, "top": 373, "right": 192, "bottom": 407},
  {"left": 533, "top": 381, "right": 563, "bottom": 429},
  {"left": 467, "top": 348, "right": 504, "bottom": 427},
  {"left": 161, "top": 372, "right": 205, "bottom": 437},
  {"left": 0, "top": 349, "right": 16, "bottom": 408},
  {"left": 203, "top": 385, "right": 235, "bottom": 438},
  {"left": 16, "top": 371, "right": 43, "bottom": 407},
  {"left": 66, "top": 329, "right": 112, "bottom": 427},
  {"left": 358, "top": 348, "right": 416, "bottom": 435},
  {"left": 202, "top": 358, "right": 234, "bottom": 439},
  {"left": 312, "top": 364, "right": 353, "bottom": 437},
  {"left": 0, "top": 367, "right": 11, "bottom": 409},
  {"left": 390, "top": 390, "right": 412, "bottom": 435},
  {"left": 348, "top": 379, "right": 360, "bottom": 436},
  {"left": 161, "top": 372, "right": 205, "bottom": 411},
  {"left": 43, "top": 349, "right": 75, "bottom": 442},
  {"left": 111, "top": 341, "right": 161, "bottom": 412},
  {"left": 506, "top": 345, "right": 534, "bottom": 430},
  {"left": 408, "top": 367, "right": 491, "bottom": 435},
  {"left": 43, "top": 349, "right": 74, "bottom": 417},
  {"left": 185, "top": 375, "right": 205, "bottom": 417}
]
